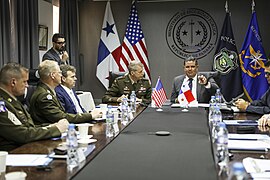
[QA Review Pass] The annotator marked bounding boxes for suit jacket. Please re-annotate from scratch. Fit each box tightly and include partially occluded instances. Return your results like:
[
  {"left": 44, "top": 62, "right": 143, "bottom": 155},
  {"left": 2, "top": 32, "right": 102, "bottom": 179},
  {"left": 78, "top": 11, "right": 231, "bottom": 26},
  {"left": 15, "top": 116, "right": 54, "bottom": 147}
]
[
  {"left": 30, "top": 82, "right": 92, "bottom": 125},
  {"left": 42, "top": 48, "right": 63, "bottom": 65},
  {"left": 0, "top": 88, "right": 60, "bottom": 151},
  {"left": 170, "top": 73, "right": 219, "bottom": 103},
  {"left": 246, "top": 87, "right": 270, "bottom": 114},
  {"left": 55, "top": 85, "right": 86, "bottom": 114}
]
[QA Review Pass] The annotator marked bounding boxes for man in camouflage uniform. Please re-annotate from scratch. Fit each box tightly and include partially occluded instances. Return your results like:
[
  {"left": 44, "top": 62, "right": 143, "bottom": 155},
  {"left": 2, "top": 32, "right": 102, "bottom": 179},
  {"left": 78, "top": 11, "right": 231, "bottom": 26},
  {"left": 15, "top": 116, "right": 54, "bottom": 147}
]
[
  {"left": 102, "top": 61, "right": 152, "bottom": 105},
  {"left": 30, "top": 60, "right": 102, "bottom": 125},
  {"left": 0, "top": 63, "right": 68, "bottom": 151}
]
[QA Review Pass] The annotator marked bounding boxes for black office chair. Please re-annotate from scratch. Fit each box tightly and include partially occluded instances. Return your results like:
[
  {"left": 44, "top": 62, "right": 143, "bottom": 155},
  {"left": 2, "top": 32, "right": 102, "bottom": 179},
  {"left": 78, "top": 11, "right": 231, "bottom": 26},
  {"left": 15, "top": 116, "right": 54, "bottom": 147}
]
[
  {"left": 17, "top": 69, "right": 40, "bottom": 111},
  {"left": 28, "top": 69, "right": 40, "bottom": 86},
  {"left": 109, "top": 71, "right": 127, "bottom": 87}
]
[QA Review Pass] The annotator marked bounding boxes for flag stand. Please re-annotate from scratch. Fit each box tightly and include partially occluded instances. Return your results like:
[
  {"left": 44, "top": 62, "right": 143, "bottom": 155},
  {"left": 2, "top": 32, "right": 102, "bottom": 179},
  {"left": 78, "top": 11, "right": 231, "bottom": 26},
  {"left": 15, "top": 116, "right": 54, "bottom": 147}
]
[
  {"left": 181, "top": 105, "right": 189, "bottom": 112},
  {"left": 181, "top": 108, "right": 189, "bottom": 112},
  {"left": 156, "top": 108, "right": 163, "bottom": 112}
]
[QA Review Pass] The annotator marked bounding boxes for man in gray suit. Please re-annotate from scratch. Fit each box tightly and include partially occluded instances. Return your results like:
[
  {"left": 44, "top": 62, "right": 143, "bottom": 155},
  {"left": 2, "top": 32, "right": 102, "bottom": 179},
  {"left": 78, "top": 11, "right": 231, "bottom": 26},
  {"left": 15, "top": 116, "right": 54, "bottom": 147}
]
[
  {"left": 170, "top": 57, "right": 219, "bottom": 103},
  {"left": 42, "top": 33, "right": 69, "bottom": 65}
]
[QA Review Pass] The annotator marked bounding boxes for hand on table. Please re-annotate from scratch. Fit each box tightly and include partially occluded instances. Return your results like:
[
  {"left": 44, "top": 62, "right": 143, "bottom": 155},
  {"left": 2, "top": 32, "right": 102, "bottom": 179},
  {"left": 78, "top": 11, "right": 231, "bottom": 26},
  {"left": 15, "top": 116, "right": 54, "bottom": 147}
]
[{"left": 235, "top": 98, "right": 249, "bottom": 111}]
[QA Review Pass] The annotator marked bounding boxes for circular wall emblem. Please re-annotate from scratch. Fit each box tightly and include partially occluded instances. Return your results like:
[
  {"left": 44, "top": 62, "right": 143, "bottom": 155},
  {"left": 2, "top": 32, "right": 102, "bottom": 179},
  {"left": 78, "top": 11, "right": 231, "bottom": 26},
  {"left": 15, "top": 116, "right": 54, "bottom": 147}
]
[{"left": 166, "top": 8, "right": 218, "bottom": 59}]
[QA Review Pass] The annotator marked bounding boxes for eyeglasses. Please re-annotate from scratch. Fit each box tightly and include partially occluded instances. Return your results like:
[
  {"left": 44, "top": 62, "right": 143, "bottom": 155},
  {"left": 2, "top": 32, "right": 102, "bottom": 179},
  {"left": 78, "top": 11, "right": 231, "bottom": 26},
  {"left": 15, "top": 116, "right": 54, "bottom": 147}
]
[
  {"left": 265, "top": 72, "right": 270, "bottom": 76},
  {"left": 55, "top": 41, "right": 65, "bottom": 45}
]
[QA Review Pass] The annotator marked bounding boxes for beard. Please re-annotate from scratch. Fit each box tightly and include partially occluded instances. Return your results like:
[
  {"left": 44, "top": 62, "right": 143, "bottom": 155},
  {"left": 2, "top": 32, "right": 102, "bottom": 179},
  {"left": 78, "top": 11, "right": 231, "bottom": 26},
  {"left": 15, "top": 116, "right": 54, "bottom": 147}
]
[{"left": 58, "top": 46, "right": 66, "bottom": 52}]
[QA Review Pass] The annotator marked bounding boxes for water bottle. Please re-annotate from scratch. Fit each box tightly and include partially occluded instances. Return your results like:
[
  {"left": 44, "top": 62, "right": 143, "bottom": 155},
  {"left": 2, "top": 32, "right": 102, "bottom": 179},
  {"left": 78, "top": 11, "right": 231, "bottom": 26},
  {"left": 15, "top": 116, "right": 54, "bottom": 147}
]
[
  {"left": 66, "top": 124, "right": 79, "bottom": 170},
  {"left": 121, "top": 97, "right": 129, "bottom": 125},
  {"left": 229, "top": 162, "right": 248, "bottom": 180},
  {"left": 211, "top": 105, "right": 222, "bottom": 143},
  {"left": 106, "top": 105, "right": 114, "bottom": 138},
  {"left": 208, "top": 96, "right": 216, "bottom": 129},
  {"left": 130, "top": 91, "right": 136, "bottom": 112},
  {"left": 215, "top": 122, "right": 229, "bottom": 174},
  {"left": 215, "top": 89, "right": 222, "bottom": 107}
]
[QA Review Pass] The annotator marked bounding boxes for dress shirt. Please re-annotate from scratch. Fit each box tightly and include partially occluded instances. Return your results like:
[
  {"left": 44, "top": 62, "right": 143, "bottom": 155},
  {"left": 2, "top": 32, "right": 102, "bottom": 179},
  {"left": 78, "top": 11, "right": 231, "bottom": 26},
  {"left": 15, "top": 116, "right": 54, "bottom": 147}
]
[
  {"left": 61, "top": 85, "right": 83, "bottom": 113},
  {"left": 183, "top": 75, "right": 198, "bottom": 101}
]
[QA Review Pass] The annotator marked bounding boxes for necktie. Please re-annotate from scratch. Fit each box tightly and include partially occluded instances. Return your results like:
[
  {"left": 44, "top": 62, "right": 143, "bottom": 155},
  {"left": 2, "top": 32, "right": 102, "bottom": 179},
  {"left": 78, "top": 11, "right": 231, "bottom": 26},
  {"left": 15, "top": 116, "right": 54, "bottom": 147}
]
[
  {"left": 70, "top": 91, "right": 83, "bottom": 113},
  {"left": 188, "top": 78, "right": 193, "bottom": 91}
]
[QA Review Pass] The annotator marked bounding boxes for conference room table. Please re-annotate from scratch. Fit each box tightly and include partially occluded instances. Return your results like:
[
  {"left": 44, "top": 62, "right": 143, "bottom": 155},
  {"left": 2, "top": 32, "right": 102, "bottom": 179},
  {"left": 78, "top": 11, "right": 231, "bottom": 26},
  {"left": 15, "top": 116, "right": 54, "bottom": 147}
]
[{"left": 6, "top": 105, "right": 268, "bottom": 179}]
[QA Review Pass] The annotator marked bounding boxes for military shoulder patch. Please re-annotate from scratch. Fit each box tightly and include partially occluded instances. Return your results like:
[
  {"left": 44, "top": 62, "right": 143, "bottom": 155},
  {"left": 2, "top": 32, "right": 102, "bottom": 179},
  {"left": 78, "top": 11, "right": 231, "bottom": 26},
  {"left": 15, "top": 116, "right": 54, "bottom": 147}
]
[{"left": 47, "top": 94, "right": 53, "bottom": 100}]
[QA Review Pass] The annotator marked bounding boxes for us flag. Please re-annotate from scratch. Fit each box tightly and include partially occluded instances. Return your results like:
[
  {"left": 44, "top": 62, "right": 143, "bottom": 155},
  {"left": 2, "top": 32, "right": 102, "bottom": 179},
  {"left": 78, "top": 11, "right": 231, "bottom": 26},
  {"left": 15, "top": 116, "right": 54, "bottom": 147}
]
[
  {"left": 120, "top": 1, "right": 151, "bottom": 80},
  {"left": 152, "top": 77, "right": 167, "bottom": 108}
]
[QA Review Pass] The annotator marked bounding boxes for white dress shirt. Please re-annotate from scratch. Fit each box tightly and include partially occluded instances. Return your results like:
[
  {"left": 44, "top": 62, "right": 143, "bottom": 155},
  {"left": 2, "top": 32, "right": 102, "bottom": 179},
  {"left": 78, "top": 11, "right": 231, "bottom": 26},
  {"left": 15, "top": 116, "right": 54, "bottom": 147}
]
[
  {"left": 183, "top": 75, "right": 198, "bottom": 101},
  {"left": 61, "top": 85, "right": 83, "bottom": 113}
]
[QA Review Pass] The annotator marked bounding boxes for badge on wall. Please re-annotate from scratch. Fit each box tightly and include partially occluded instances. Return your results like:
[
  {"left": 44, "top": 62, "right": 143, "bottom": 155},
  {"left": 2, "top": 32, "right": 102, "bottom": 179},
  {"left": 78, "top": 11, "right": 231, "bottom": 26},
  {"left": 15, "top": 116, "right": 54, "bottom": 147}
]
[{"left": 166, "top": 8, "right": 218, "bottom": 60}]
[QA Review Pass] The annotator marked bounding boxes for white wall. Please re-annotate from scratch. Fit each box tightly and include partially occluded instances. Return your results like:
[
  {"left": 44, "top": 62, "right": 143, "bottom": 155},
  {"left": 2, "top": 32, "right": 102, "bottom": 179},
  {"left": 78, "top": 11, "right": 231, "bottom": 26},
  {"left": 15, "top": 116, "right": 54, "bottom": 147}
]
[{"left": 38, "top": 0, "right": 53, "bottom": 62}]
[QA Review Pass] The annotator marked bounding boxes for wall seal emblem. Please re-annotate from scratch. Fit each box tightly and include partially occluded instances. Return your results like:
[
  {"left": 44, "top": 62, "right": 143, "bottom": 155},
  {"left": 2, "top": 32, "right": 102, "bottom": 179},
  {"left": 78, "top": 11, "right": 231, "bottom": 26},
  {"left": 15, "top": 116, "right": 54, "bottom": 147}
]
[{"left": 166, "top": 8, "right": 218, "bottom": 59}]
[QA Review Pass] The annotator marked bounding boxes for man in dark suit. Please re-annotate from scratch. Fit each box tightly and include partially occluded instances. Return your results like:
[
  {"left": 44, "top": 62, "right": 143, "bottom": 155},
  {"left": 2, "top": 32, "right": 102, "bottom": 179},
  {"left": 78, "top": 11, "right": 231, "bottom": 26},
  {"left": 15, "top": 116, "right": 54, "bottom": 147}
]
[
  {"left": 42, "top": 33, "right": 69, "bottom": 65},
  {"left": 30, "top": 60, "right": 102, "bottom": 125},
  {"left": 170, "top": 57, "right": 219, "bottom": 103},
  {"left": 55, "top": 65, "right": 86, "bottom": 114}
]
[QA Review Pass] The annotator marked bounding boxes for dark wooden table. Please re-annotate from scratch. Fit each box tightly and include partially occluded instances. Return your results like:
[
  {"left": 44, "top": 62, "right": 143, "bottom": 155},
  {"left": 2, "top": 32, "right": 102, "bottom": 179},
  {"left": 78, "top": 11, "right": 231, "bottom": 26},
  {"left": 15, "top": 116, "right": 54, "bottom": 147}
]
[
  {"left": 6, "top": 107, "right": 270, "bottom": 179},
  {"left": 7, "top": 105, "right": 146, "bottom": 180},
  {"left": 220, "top": 112, "right": 270, "bottom": 179}
]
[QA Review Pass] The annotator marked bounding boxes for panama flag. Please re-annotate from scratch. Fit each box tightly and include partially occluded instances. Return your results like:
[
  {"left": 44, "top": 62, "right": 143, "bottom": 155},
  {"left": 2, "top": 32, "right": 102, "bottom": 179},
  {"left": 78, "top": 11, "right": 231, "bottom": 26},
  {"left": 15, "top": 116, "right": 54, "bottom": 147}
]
[
  {"left": 178, "top": 82, "right": 196, "bottom": 106},
  {"left": 96, "top": 1, "right": 122, "bottom": 89}
]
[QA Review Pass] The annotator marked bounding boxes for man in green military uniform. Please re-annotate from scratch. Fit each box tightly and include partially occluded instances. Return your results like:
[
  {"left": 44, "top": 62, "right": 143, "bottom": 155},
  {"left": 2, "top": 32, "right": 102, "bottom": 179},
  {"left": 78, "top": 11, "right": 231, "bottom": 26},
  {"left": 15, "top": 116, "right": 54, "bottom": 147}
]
[
  {"left": 30, "top": 60, "right": 102, "bottom": 125},
  {"left": 0, "top": 63, "right": 68, "bottom": 151},
  {"left": 102, "top": 61, "right": 152, "bottom": 105}
]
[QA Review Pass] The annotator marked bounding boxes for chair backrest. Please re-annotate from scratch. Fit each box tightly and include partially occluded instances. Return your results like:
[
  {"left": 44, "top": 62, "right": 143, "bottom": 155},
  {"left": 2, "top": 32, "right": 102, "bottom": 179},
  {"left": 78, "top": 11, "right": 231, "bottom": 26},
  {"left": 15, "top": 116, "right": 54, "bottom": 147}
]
[
  {"left": 76, "top": 91, "right": 95, "bottom": 112},
  {"left": 109, "top": 72, "right": 127, "bottom": 87},
  {"left": 28, "top": 69, "right": 40, "bottom": 86},
  {"left": 17, "top": 69, "right": 40, "bottom": 111},
  {"left": 17, "top": 85, "right": 37, "bottom": 111}
]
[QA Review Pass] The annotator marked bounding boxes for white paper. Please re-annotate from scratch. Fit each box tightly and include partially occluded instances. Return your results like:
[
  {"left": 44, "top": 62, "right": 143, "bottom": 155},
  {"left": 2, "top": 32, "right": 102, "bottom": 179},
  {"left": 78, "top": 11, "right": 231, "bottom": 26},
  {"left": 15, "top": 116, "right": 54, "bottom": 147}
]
[
  {"left": 228, "top": 140, "right": 270, "bottom": 151},
  {"left": 197, "top": 103, "right": 210, "bottom": 108},
  {"left": 77, "top": 148, "right": 86, "bottom": 163},
  {"left": 171, "top": 103, "right": 210, "bottom": 108},
  {"left": 113, "top": 123, "right": 119, "bottom": 134},
  {"left": 6, "top": 154, "right": 52, "bottom": 166},
  {"left": 243, "top": 157, "right": 270, "bottom": 179},
  {"left": 228, "top": 134, "right": 270, "bottom": 140}
]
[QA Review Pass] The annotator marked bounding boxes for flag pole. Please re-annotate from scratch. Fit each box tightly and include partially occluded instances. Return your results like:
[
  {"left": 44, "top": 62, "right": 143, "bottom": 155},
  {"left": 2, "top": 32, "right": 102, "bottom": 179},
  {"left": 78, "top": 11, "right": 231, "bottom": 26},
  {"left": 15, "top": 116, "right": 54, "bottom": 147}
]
[
  {"left": 225, "top": 1, "right": 228, "bottom": 13},
  {"left": 251, "top": 0, "right": 255, "bottom": 13}
]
